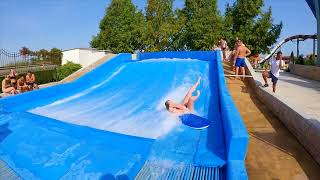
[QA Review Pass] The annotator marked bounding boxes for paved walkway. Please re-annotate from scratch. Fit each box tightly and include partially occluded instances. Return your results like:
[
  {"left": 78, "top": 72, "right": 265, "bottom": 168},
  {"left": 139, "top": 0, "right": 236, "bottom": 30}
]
[
  {"left": 255, "top": 71, "right": 320, "bottom": 121},
  {"left": 223, "top": 62, "right": 320, "bottom": 179}
]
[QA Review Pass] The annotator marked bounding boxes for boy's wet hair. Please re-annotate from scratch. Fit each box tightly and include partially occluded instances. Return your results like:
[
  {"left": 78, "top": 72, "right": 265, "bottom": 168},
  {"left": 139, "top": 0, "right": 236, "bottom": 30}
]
[
  {"left": 277, "top": 51, "right": 282, "bottom": 55},
  {"left": 165, "top": 100, "right": 170, "bottom": 110}
]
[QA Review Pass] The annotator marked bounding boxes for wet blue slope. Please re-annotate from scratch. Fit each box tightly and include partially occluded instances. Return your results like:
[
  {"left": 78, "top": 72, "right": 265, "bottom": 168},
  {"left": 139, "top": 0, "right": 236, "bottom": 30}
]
[
  {"left": 0, "top": 112, "right": 153, "bottom": 179},
  {"left": 0, "top": 53, "right": 229, "bottom": 179},
  {"left": 30, "top": 59, "right": 214, "bottom": 139},
  {"left": 0, "top": 54, "right": 131, "bottom": 112},
  {"left": 134, "top": 58, "right": 226, "bottom": 179}
]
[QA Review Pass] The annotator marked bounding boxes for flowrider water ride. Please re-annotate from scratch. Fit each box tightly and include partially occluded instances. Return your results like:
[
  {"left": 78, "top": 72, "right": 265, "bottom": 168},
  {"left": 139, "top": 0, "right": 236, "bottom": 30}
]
[{"left": 0, "top": 51, "right": 248, "bottom": 180}]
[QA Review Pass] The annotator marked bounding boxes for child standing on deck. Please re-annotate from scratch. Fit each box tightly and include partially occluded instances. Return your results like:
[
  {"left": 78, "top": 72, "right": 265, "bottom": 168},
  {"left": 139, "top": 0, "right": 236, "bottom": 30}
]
[{"left": 262, "top": 51, "right": 284, "bottom": 93}]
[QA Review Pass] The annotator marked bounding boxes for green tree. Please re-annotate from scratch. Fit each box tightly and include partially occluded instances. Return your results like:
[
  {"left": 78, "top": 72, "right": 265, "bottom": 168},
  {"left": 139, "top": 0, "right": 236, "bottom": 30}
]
[
  {"left": 169, "top": 9, "right": 188, "bottom": 50},
  {"left": 145, "top": 0, "right": 181, "bottom": 51},
  {"left": 182, "top": 0, "right": 223, "bottom": 50},
  {"left": 305, "top": 55, "right": 316, "bottom": 65},
  {"left": 90, "top": 0, "right": 145, "bottom": 53},
  {"left": 19, "top": 47, "right": 31, "bottom": 56},
  {"left": 224, "top": 0, "right": 282, "bottom": 54},
  {"left": 50, "top": 48, "right": 63, "bottom": 65},
  {"left": 295, "top": 55, "right": 304, "bottom": 65},
  {"left": 37, "top": 49, "right": 49, "bottom": 60}
]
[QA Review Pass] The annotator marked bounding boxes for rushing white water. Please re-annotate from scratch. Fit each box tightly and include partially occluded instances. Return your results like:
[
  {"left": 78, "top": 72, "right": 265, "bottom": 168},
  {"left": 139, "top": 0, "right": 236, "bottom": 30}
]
[
  {"left": 30, "top": 59, "right": 211, "bottom": 139},
  {"left": 38, "top": 65, "right": 127, "bottom": 108}
]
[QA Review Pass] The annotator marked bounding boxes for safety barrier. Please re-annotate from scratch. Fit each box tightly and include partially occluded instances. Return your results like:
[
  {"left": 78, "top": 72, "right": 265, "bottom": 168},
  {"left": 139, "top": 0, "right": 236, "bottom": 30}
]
[
  {"left": 137, "top": 51, "right": 215, "bottom": 62},
  {"left": 215, "top": 50, "right": 249, "bottom": 180}
]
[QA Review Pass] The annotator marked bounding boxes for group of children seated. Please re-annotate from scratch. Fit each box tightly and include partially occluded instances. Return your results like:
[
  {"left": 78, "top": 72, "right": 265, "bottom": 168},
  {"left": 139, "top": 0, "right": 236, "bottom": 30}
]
[{"left": 1, "top": 69, "right": 38, "bottom": 96}]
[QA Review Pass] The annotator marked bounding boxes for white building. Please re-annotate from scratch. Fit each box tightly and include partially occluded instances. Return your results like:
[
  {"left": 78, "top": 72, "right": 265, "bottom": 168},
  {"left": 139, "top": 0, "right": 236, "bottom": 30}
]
[{"left": 62, "top": 48, "right": 112, "bottom": 67}]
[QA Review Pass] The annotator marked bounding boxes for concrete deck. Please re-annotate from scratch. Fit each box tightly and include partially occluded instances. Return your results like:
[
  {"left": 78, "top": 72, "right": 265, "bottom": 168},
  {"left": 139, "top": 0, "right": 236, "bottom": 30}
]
[
  {"left": 223, "top": 62, "right": 320, "bottom": 179},
  {"left": 247, "top": 64, "right": 320, "bottom": 165},
  {"left": 255, "top": 71, "right": 320, "bottom": 120}
]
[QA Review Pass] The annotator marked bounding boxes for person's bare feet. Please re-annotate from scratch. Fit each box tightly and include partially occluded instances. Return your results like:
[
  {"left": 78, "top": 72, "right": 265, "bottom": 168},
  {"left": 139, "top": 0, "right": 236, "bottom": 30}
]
[
  {"left": 197, "top": 77, "right": 201, "bottom": 83},
  {"left": 195, "top": 77, "right": 201, "bottom": 86},
  {"left": 196, "top": 90, "right": 200, "bottom": 96}
]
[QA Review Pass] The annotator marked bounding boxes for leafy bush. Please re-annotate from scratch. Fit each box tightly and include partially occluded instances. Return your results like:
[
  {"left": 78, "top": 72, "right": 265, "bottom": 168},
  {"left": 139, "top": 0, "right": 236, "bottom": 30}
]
[
  {"left": 295, "top": 55, "right": 304, "bottom": 65},
  {"left": 294, "top": 55, "right": 316, "bottom": 66},
  {"left": 304, "top": 55, "right": 316, "bottom": 66},
  {"left": 55, "top": 61, "right": 82, "bottom": 81},
  {"left": 34, "top": 69, "right": 58, "bottom": 84}
]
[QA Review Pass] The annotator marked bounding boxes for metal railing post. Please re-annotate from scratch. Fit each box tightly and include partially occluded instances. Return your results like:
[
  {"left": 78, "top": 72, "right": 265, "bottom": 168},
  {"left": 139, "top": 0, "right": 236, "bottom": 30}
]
[
  {"left": 297, "top": 39, "right": 300, "bottom": 59},
  {"left": 14, "top": 53, "right": 17, "bottom": 68}
]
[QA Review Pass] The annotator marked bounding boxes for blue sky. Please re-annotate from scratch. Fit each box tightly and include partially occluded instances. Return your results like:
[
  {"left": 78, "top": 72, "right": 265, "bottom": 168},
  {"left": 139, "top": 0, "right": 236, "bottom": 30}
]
[{"left": 0, "top": 0, "right": 317, "bottom": 55}]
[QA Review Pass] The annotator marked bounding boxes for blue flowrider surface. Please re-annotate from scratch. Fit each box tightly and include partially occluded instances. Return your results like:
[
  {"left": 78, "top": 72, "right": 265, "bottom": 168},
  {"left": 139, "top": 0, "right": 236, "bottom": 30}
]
[
  {"left": 180, "top": 114, "right": 210, "bottom": 129},
  {"left": 0, "top": 52, "right": 248, "bottom": 180}
]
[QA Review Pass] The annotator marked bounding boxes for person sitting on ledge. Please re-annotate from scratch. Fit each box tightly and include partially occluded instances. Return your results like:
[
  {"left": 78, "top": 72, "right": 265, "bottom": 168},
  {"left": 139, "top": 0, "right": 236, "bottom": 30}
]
[
  {"left": 9, "top": 69, "right": 18, "bottom": 89},
  {"left": 262, "top": 51, "right": 284, "bottom": 93},
  {"left": 2, "top": 75, "right": 16, "bottom": 95},
  {"left": 17, "top": 76, "right": 29, "bottom": 93},
  {"left": 26, "top": 71, "right": 39, "bottom": 90},
  {"left": 165, "top": 77, "right": 201, "bottom": 115}
]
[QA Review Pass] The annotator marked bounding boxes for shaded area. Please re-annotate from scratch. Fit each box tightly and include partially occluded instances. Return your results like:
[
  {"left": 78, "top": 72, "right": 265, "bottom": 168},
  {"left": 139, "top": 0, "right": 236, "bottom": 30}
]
[
  {"left": 0, "top": 123, "right": 11, "bottom": 143},
  {"left": 100, "top": 173, "right": 129, "bottom": 180},
  {"left": 223, "top": 62, "right": 320, "bottom": 179}
]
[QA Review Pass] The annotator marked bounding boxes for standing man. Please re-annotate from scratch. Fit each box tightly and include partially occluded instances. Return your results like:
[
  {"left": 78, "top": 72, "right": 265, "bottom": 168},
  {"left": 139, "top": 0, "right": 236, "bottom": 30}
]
[
  {"left": 262, "top": 51, "right": 284, "bottom": 93},
  {"left": 233, "top": 39, "right": 251, "bottom": 80},
  {"left": 219, "top": 38, "right": 228, "bottom": 61}
]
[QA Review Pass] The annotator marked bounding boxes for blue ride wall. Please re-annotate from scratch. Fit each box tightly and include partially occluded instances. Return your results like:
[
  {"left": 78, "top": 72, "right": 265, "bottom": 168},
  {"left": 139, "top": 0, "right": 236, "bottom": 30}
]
[
  {"left": 215, "top": 52, "right": 249, "bottom": 179},
  {"left": 138, "top": 51, "right": 215, "bottom": 62},
  {"left": 138, "top": 51, "right": 249, "bottom": 180}
]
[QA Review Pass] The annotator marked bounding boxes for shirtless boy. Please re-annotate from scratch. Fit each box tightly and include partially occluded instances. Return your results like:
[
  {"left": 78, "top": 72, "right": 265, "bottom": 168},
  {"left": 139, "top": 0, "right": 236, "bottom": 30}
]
[
  {"left": 17, "top": 76, "right": 29, "bottom": 93},
  {"left": 233, "top": 40, "right": 251, "bottom": 80},
  {"left": 26, "top": 71, "right": 38, "bottom": 90}
]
